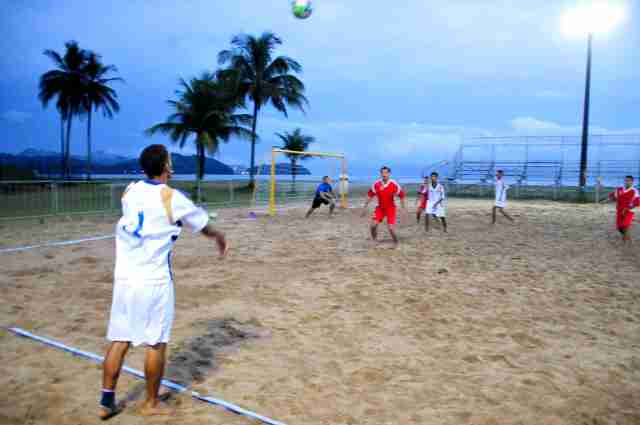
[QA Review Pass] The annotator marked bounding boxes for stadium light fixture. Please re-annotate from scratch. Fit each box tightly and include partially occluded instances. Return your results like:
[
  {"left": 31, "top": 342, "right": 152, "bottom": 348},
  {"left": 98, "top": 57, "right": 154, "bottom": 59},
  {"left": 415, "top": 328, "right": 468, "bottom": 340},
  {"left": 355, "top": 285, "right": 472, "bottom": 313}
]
[{"left": 560, "top": 1, "right": 626, "bottom": 190}]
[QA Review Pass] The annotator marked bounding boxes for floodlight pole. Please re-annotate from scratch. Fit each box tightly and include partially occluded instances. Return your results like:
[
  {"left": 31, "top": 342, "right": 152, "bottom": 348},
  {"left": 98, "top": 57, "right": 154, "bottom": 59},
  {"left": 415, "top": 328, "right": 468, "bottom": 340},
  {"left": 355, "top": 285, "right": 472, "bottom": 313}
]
[{"left": 579, "top": 32, "right": 593, "bottom": 190}]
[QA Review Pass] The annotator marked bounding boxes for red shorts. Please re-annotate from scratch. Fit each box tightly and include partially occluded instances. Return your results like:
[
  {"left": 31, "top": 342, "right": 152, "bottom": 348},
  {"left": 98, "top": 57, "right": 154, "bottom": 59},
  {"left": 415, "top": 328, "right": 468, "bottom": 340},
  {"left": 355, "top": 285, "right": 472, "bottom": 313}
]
[
  {"left": 617, "top": 209, "right": 635, "bottom": 231},
  {"left": 418, "top": 198, "right": 427, "bottom": 210},
  {"left": 373, "top": 206, "right": 397, "bottom": 225}
]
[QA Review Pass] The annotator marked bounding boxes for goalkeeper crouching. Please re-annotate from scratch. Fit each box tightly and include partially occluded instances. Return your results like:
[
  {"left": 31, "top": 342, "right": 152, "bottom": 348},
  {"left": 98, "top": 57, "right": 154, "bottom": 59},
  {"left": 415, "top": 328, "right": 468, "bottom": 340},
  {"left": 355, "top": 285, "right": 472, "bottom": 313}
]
[{"left": 306, "top": 176, "right": 336, "bottom": 218}]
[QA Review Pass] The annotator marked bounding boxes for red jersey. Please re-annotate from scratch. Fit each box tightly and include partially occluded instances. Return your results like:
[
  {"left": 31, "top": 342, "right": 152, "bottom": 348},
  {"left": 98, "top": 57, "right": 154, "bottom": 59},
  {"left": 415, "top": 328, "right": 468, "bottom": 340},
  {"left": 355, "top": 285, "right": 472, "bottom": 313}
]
[
  {"left": 609, "top": 187, "right": 640, "bottom": 230},
  {"left": 417, "top": 184, "right": 429, "bottom": 199},
  {"left": 609, "top": 187, "right": 640, "bottom": 211},
  {"left": 368, "top": 179, "right": 406, "bottom": 209}
]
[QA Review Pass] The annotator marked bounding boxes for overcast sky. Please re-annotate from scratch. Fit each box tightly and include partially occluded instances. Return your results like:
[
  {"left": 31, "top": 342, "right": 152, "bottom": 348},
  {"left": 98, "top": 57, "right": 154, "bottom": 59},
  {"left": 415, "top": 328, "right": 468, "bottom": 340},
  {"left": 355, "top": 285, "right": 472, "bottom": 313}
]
[{"left": 0, "top": 0, "right": 638, "bottom": 175}]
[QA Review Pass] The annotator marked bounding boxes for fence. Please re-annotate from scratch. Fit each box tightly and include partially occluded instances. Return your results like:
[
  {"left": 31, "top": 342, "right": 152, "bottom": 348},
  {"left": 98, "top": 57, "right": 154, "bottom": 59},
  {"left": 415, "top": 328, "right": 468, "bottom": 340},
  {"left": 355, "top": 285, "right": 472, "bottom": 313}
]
[
  {"left": 448, "top": 134, "right": 640, "bottom": 187},
  {"left": 0, "top": 179, "right": 259, "bottom": 220},
  {"left": 0, "top": 176, "right": 619, "bottom": 222}
]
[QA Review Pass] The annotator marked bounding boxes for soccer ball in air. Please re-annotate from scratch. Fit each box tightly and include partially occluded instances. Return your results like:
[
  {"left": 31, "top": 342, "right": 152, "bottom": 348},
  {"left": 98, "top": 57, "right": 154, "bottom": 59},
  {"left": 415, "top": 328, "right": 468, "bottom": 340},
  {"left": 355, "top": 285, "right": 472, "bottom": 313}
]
[{"left": 292, "top": 0, "right": 313, "bottom": 19}]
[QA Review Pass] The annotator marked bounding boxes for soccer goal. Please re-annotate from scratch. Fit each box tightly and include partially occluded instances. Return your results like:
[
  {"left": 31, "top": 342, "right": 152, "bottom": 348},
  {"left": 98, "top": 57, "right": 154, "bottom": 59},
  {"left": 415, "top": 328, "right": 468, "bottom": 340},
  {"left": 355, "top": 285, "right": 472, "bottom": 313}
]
[{"left": 253, "top": 148, "right": 348, "bottom": 216}]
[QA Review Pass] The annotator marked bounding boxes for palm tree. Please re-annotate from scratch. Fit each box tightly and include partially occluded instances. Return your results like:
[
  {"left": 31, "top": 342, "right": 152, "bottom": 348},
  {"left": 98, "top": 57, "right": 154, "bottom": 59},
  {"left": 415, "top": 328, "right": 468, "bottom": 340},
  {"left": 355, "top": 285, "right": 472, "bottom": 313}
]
[
  {"left": 276, "top": 128, "right": 314, "bottom": 187},
  {"left": 146, "top": 73, "right": 253, "bottom": 201},
  {"left": 39, "top": 41, "right": 87, "bottom": 179},
  {"left": 218, "top": 32, "right": 308, "bottom": 188},
  {"left": 82, "top": 53, "right": 122, "bottom": 180}
]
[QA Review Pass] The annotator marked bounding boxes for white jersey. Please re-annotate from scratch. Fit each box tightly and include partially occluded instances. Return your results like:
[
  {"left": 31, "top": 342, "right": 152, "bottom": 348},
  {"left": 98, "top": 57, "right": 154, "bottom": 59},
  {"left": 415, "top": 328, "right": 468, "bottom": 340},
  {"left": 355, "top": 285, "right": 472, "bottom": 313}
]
[
  {"left": 425, "top": 183, "right": 446, "bottom": 217},
  {"left": 495, "top": 178, "right": 509, "bottom": 207},
  {"left": 114, "top": 180, "right": 209, "bottom": 285}
]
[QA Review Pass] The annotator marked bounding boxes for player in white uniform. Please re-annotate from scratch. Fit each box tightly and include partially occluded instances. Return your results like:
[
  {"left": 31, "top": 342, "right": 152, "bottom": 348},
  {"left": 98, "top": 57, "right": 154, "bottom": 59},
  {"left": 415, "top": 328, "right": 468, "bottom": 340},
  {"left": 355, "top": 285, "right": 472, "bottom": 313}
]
[
  {"left": 424, "top": 172, "right": 447, "bottom": 233},
  {"left": 99, "top": 145, "right": 227, "bottom": 419},
  {"left": 492, "top": 169, "right": 514, "bottom": 224}
]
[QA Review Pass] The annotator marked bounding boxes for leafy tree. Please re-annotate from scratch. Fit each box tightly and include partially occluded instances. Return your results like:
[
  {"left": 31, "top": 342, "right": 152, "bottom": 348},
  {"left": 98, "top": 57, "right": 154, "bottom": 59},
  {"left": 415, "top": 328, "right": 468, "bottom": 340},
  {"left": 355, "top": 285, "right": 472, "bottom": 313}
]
[
  {"left": 218, "top": 32, "right": 308, "bottom": 188},
  {"left": 276, "top": 128, "right": 314, "bottom": 186},
  {"left": 146, "top": 73, "right": 253, "bottom": 201},
  {"left": 39, "top": 41, "right": 87, "bottom": 178},
  {"left": 82, "top": 53, "right": 122, "bottom": 180}
]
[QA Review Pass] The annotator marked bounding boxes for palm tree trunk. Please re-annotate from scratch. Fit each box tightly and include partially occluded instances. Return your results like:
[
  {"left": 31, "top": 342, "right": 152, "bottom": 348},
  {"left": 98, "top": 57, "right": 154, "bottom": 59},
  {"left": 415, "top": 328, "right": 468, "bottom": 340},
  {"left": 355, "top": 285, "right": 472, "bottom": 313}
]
[
  {"left": 86, "top": 108, "right": 92, "bottom": 180},
  {"left": 65, "top": 114, "right": 73, "bottom": 179},
  {"left": 291, "top": 158, "right": 297, "bottom": 193},
  {"left": 60, "top": 114, "right": 65, "bottom": 179},
  {"left": 249, "top": 102, "right": 259, "bottom": 188},
  {"left": 197, "top": 141, "right": 205, "bottom": 203}
]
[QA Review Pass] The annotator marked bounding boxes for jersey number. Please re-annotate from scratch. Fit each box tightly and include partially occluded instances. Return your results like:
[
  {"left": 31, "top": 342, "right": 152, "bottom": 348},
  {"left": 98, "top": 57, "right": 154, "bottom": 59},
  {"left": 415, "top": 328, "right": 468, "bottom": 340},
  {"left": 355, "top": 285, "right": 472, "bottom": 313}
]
[{"left": 123, "top": 211, "right": 144, "bottom": 238}]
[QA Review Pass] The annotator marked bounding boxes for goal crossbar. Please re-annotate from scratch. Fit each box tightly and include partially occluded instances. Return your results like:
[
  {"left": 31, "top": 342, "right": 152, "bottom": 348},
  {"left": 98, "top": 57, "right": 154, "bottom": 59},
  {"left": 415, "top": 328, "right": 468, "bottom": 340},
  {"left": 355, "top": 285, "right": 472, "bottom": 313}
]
[{"left": 271, "top": 148, "right": 345, "bottom": 159}]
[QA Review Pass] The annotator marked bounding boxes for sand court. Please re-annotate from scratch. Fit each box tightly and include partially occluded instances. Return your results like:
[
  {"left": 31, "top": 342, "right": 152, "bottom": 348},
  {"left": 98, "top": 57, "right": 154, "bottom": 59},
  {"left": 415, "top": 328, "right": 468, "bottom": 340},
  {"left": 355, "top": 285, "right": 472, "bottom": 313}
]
[{"left": 1, "top": 198, "right": 640, "bottom": 425}]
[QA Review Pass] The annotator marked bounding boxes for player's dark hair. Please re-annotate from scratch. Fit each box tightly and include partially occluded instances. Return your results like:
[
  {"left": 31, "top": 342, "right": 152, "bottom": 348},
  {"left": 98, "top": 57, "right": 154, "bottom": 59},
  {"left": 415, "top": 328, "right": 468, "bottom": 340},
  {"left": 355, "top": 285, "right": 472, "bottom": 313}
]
[
  {"left": 431, "top": 172, "right": 439, "bottom": 177},
  {"left": 625, "top": 175, "right": 634, "bottom": 180},
  {"left": 380, "top": 166, "right": 391, "bottom": 173},
  {"left": 496, "top": 169, "right": 504, "bottom": 174},
  {"left": 140, "top": 144, "right": 169, "bottom": 178},
  {"left": 322, "top": 175, "right": 329, "bottom": 180}
]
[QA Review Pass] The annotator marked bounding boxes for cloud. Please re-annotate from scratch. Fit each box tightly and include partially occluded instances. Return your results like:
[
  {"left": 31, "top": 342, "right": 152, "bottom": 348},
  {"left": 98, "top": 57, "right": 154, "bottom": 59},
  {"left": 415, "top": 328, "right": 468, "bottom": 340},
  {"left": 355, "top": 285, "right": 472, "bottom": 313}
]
[
  {"left": 510, "top": 116, "right": 568, "bottom": 133},
  {"left": 509, "top": 116, "right": 640, "bottom": 136},
  {"left": 257, "top": 117, "right": 492, "bottom": 171},
  {"left": 1, "top": 110, "right": 32, "bottom": 124}
]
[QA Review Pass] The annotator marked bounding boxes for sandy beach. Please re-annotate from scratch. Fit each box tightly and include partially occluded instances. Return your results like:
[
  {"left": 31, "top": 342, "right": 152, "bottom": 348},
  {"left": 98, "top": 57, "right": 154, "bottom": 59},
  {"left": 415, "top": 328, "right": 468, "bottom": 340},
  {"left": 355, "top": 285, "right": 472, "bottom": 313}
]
[{"left": 1, "top": 198, "right": 639, "bottom": 425}]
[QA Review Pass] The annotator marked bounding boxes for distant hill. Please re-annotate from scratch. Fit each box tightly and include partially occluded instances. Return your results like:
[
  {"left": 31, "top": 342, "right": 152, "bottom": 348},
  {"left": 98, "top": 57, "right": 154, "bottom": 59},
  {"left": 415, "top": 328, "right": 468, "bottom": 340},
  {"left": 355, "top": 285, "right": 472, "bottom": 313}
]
[
  {"left": 249, "top": 163, "right": 312, "bottom": 175},
  {"left": 0, "top": 150, "right": 235, "bottom": 179}
]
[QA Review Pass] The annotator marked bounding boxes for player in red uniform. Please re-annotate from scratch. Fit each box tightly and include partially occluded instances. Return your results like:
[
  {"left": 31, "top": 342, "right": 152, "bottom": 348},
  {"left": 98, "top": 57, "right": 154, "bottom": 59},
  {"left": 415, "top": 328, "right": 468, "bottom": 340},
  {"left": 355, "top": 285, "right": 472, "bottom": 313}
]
[
  {"left": 415, "top": 176, "right": 429, "bottom": 224},
  {"left": 362, "top": 166, "right": 407, "bottom": 245},
  {"left": 605, "top": 175, "right": 640, "bottom": 244}
]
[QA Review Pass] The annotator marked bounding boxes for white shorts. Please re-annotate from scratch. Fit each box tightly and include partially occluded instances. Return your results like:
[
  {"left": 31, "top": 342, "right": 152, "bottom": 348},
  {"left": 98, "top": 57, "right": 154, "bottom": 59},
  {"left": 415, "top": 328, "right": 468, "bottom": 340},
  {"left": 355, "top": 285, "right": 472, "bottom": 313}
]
[
  {"left": 495, "top": 200, "right": 507, "bottom": 208},
  {"left": 107, "top": 280, "right": 175, "bottom": 346},
  {"left": 425, "top": 201, "right": 446, "bottom": 218}
]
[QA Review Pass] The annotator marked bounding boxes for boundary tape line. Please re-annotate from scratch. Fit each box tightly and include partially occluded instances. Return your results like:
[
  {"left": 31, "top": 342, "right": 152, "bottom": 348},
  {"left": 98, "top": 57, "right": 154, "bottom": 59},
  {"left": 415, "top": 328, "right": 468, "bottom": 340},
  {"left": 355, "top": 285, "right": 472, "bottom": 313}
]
[
  {"left": 0, "top": 235, "right": 115, "bottom": 254},
  {"left": 7, "top": 327, "right": 287, "bottom": 425}
]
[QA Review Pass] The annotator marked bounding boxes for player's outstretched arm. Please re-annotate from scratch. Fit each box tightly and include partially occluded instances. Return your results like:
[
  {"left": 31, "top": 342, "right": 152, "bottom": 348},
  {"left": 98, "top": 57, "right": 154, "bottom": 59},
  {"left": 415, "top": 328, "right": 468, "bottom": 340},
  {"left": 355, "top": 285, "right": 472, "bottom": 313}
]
[
  {"left": 400, "top": 191, "right": 407, "bottom": 210},
  {"left": 599, "top": 189, "right": 616, "bottom": 203},
  {"left": 201, "top": 221, "right": 228, "bottom": 257}
]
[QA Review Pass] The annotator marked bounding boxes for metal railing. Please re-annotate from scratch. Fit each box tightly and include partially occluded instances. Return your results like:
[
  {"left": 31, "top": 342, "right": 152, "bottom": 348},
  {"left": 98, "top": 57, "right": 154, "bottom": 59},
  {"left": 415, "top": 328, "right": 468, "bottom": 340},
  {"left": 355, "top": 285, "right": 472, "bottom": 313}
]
[
  {"left": 0, "top": 175, "right": 622, "bottom": 222},
  {"left": 0, "top": 179, "right": 258, "bottom": 220},
  {"left": 451, "top": 134, "right": 640, "bottom": 188}
]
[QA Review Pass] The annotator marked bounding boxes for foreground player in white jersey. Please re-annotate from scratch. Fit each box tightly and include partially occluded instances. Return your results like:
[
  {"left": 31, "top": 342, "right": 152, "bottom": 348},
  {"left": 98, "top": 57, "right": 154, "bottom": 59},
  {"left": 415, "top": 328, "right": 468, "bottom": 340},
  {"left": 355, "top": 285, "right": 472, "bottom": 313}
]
[
  {"left": 424, "top": 172, "right": 447, "bottom": 233},
  {"left": 99, "top": 145, "right": 227, "bottom": 419},
  {"left": 492, "top": 170, "right": 514, "bottom": 224}
]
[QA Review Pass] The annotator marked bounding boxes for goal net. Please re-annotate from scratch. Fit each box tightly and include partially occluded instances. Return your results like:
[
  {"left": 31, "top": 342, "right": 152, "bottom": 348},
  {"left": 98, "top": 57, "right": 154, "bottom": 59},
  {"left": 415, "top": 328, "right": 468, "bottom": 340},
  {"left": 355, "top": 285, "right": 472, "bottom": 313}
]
[{"left": 253, "top": 148, "right": 348, "bottom": 215}]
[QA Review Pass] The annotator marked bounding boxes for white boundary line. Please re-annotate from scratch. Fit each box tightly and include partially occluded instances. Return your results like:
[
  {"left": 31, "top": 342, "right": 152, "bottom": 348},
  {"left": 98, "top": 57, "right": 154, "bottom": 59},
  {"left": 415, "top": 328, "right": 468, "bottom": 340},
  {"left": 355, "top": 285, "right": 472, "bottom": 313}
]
[
  {"left": 7, "top": 327, "right": 288, "bottom": 425},
  {"left": 0, "top": 235, "right": 115, "bottom": 254},
  {"left": 0, "top": 201, "right": 364, "bottom": 253}
]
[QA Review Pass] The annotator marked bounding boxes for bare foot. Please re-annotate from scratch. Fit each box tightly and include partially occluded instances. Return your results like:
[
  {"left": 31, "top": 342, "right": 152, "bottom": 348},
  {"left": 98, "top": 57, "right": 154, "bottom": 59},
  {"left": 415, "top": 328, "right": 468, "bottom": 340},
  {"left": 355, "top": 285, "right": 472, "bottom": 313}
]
[
  {"left": 98, "top": 404, "right": 122, "bottom": 420},
  {"left": 218, "top": 238, "right": 229, "bottom": 258},
  {"left": 139, "top": 401, "right": 175, "bottom": 417}
]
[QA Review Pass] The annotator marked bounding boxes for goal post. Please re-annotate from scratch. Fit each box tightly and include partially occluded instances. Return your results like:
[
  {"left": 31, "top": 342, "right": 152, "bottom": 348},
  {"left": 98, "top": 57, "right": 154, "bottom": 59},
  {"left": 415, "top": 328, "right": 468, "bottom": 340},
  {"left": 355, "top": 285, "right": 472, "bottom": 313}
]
[{"left": 267, "top": 148, "right": 348, "bottom": 216}]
